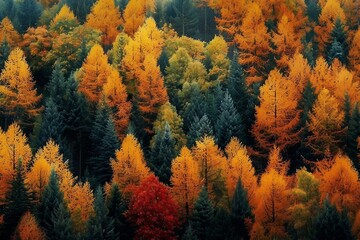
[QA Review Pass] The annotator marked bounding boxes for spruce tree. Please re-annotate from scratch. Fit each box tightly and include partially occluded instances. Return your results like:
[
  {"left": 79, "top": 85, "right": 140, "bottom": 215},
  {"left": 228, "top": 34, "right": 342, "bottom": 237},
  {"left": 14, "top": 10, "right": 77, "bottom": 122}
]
[
  {"left": 182, "top": 223, "right": 198, "bottom": 240},
  {"left": 345, "top": 104, "right": 360, "bottom": 169},
  {"left": 16, "top": 0, "right": 42, "bottom": 32},
  {"left": 106, "top": 183, "right": 133, "bottom": 239},
  {"left": 343, "top": 94, "right": 352, "bottom": 128},
  {"left": 215, "top": 91, "right": 244, "bottom": 149},
  {"left": 150, "top": 123, "right": 176, "bottom": 184},
  {"left": 187, "top": 114, "right": 214, "bottom": 147},
  {"left": 167, "top": 0, "right": 198, "bottom": 37},
  {"left": 305, "top": 0, "right": 321, "bottom": 22},
  {"left": 63, "top": 0, "right": 96, "bottom": 23},
  {"left": 191, "top": 187, "right": 214, "bottom": 240},
  {"left": 86, "top": 187, "right": 116, "bottom": 240},
  {"left": 0, "top": 40, "right": 10, "bottom": 70},
  {"left": 210, "top": 207, "right": 231, "bottom": 240},
  {"left": 230, "top": 179, "right": 254, "bottom": 240},
  {"left": 2, "top": 160, "right": 33, "bottom": 239},
  {"left": 313, "top": 199, "right": 354, "bottom": 240},
  {"left": 51, "top": 202, "right": 74, "bottom": 240},
  {"left": 326, "top": 18, "right": 349, "bottom": 65}
]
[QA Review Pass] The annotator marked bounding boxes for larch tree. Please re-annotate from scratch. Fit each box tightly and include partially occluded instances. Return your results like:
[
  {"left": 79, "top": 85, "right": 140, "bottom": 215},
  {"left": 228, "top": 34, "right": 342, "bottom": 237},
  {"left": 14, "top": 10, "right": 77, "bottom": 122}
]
[
  {"left": 0, "top": 17, "right": 21, "bottom": 47},
  {"left": 235, "top": 3, "right": 271, "bottom": 85},
  {"left": 287, "top": 53, "right": 312, "bottom": 97},
  {"left": 252, "top": 69, "right": 300, "bottom": 153},
  {"left": 16, "top": 211, "right": 46, "bottom": 240},
  {"left": 102, "top": 68, "right": 131, "bottom": 140},
  {"left": 123, "top": 0, "right": 155, "bottom": 36},
  {"left": 110, "top": 134, "right": 150, "bottom": 194},
  {"left": 126, "top": 175, "right": 179, "bottom": 240},
  {"left": 50, "top": 4, "right": 79, "bottom": 34},
  {"left": 77, "top": 44, "right": 112, "bottom": 103},
  {"left": 170, "top": 147, "right": 202, "bottom": 220},
  {"left": 349, "top": 28, "right": 360, "bottom": 81},
  {"left": 86, "top": 0, "right": 122, "bottom": 46},
  {"left": 0, "top": 48, "right": 42, "bottom": 124},
  {"left": 25, "top": 156, "right": 51, "bottom": 199}
]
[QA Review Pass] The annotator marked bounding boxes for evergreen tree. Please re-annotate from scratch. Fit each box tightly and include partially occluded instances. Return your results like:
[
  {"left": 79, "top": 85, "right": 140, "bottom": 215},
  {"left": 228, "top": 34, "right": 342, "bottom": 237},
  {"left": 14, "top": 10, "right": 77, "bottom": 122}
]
[
  {"left": 216, "top": 90, "right": 244, "bottom": 149},
  {"left": 106, "top": 183, "right": 133, "bottom": 239},
  {"left": 37, "top": 170, "right": 68, "bottom": 239},
  {"left": 86, "top": 187, "right": 116, "bottom": 239},
  {"left": 343, "top": 94, "right": 352, "bottom": 128},
  {"left": 210, "top": 207, "right": 231, "bottom": 240},
  {"left": 345, "top": 104, "right": 360, "bottom": 169},
  {"left": 326, "top": 18, "right": 349, "bottom": 65},
  {"left": 191, "top": 187, "right": 214, "bottom": 240},
  {"left": 0, "top": 0, "right": 16, "bottom": 23},
  {"left": 63, "top": 0, "right": 96, "bottom": 23},
  {"left": 182, "top": 223, "right": 198, "bottom": 240},
  {"left": 205, "top": 84, "right": 223, "bottom": 126},
  {"left": 88, "top": 103, "right": 119, "bottom": 185},
  {"left": 313, "top": 199, "right": 354, "bottom": 240},
  {"left": 0, "top": 40, "right": 10, "bottom": 70},
  {"left": 230, "top": 179, "right": 254, "bottom": 240},
  {"left": 187, "top": 114, "right": 213, "bottom": 147},
  {"left": 150, "top": 123, "right": 176, "bottom": 184},
  {"left": 51, "top": 202, "right": 74, "bottom": 240},
  {"left": 305, "top": 0, "right": 321, "bottom": 22},
  {"left": 16, "top": 0, "right": 42, "bottom": 32},
  {"left": 2, "top": 161, "right": 33, "bottom": 239},
  {"left": 167, "top": 0, "right": 198, "bottom": 37}
]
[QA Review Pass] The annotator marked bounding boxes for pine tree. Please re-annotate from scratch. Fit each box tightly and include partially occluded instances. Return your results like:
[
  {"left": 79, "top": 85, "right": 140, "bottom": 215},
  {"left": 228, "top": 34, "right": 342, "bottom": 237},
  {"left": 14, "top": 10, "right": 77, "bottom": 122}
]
[
  {"left": 51, "top": 202, "right": 74, "bottom": 240},
  {"left": 326, "top": 18, "right": 349, "bottom": 65},
  {"left": 187, "top": 114, "right": 214, "bottom": 147},
  {"left": 182, "top": 223, "right": 198, "bottom": 240},
  {"left": 150, "top": 123, "right": 176, "bottom": 184},
  {"left": 305, "top": 0, "right": 321, "bottom": 22},
  {"left": 167, "top": 0, "right": 198, "bottom": 37},
  {"left": 16, "top": 0, "right": 42, "bottom": 33},
  {"left": 64, "top": 0, "right": 96, "bottom": 23},
  {"left": 0, "top": 40, "right": 10, "bottom": 70},
  {"left": 230, "top": 179, "right": 254, "bottom": 240},
  {"left": 345, "top": 104, "right": 360, "bottom": 170},
  {"left": 216, "top": 90, "right": 244, "bottom": 149},
  {"left": 86, "top": 187, "right": 116, "bottom": 239},
  {"left": 106, "top": 183, "right": 133, "bottom": 239},
  {"left": 191, "top": 187, "right": 214, "bottom": 240},
  {"left": 313, "top": 199, "right": 354, "bottom": 240},
  {"left": 343, "top": 94, "right": 352, "bottom": 128},
  {"left": 210, "top": 207, "right": 231, "bottom": 240},
  {"left": 2, "top": 160, "right": 33, "bottom": 239}
]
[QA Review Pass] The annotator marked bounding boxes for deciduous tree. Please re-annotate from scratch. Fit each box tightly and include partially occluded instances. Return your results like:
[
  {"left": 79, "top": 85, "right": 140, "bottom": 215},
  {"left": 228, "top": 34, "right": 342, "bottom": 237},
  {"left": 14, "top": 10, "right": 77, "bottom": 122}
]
[{"left": 16, "top": 211, "right": 45, "bottom": 240}]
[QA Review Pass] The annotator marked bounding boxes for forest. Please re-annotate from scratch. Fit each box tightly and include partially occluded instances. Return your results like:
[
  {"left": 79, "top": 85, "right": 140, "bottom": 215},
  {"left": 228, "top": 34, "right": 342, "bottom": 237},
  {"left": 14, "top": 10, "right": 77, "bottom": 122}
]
[{"left": 0, "top": 0, "right": 359, "bottom": 239}]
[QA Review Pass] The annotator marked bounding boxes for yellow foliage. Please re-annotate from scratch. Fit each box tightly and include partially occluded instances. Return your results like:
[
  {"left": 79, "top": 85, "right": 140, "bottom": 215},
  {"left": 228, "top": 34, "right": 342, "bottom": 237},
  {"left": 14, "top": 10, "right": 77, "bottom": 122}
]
[
  {"left": 26, "top": 156, "right": 51, "bottom": 199},
  {"left": 51, "top": 4, "right": 77, "bottom": 26},
  {"left": 16, "top": 212, "right": 45, "bottom": 240},
  {"left": 0, "top": 17, "right": 21, "bottom": 47}
]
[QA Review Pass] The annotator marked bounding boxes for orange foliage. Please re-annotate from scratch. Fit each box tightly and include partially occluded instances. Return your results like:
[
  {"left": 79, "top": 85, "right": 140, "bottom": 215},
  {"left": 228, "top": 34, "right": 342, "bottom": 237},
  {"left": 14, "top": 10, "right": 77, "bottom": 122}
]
[
  {"left": 26, "top": 156, "right": 51, "bottom": 199},
  {"left": 86, "top": 0, "right": 122, "bottom": 46},
  {"left": 266, "top": 146, "right": 289, "bottom": 175},
  {"left": 349, "top": 28, "right": 360, "bottom": 81},
  {"left": 0, "top": 17, "right": 21, "bottom": 47},
  {"left": 111, "top": 134, "right": 150, "bottom": 194},
  {"left": 170, "top": 147, "right": 202, "bottom": 220},
  {"left": 287, "top": 53, "right": 311, "bottom": 97},
  {"left": 235, "top": 3, "right": 270, "bottom": 85},
  {"left": 77, "top": 44, "right": 112, "bottom": 103},
  {"left": 252, "top": 69, "right": 300, "bottom": 152},
  {"left": 21, "top": 26, "right": 52, "bottom": 61},
  {"left": 123, "top": 0, "right": 155, "bottom": 36},
  {"left": 16, "top": 212, "right": 45, "bottom": 240}
]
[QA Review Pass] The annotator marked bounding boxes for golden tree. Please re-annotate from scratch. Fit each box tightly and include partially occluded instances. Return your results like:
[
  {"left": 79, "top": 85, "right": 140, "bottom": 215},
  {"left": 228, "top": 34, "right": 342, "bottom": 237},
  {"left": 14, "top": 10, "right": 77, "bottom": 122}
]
[
  {"left": 123, "top": 0, "right": 155, "bottom": 36},
  {"left": 205, "top": 35, "right": 230, "bottom": 82},
  {"left": 16, "top": 212, "right": 45, "bottom": 240},
  {"left": 235, "top": 3, "right": 270, "bottom": 85},
  {"left": 77, "top": 44, "right": 112, "bottom": 103},
  {"left": 50, "top": 4, "right": 79, "bottom": 34},
  {"left": 0, "top": 17, "right": 21, "bottom": 47},
  {"left": 170, "top": 147, "right": 202, "bottom": 220},
  {"left": 86, "top": 0, "right": 122, "bottom": 46},
  {"left": 252, "top": 69, "right": 300, "bottom": 152},
  {"left": 26, "top": 156, "right": 51, "bottom": 199},
  {"left": 111, "top": 134, "right": 150, "bottom": 194},
  {"left": 102, "top": 68, "right": 131, "bottom": 140},
  {"left": 0, "top": 48, "right": 42, "bottom": 123},
  {"left": 287, "top": 53, "right": 311, "bottom": 97},
  {"left": 349, "top": 28, "right": 360, "bottom": 81}
]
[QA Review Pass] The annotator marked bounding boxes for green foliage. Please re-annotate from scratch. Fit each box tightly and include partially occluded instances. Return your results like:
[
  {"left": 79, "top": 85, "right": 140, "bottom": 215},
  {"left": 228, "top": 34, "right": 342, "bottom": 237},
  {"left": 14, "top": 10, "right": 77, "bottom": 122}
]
[
  {"left": 63, "top": 0, "right": 96, "bottom": 23},
  {"left": 51, "top": 202, "right": 74, "bottom": 240},
  {"left": 345, "top": 103, "right": 360, "bottom": 169},
  {"left": 326, "top": 18, "right": 349, "bottom": 65},
  {"left": 210, "top": 207, "right": 231, "bottom": 240},
  {"left": 167, "top": 0, "right": 198, "bottom": 37},
  {"left": 16, "top": 0, "right": 42, "bottom": 33},
  {"left": 188, "top": 114, "right": 214, "bottom": 147},
  {"left": 0, "top": 40, "right": 10, "bottom": 70}
]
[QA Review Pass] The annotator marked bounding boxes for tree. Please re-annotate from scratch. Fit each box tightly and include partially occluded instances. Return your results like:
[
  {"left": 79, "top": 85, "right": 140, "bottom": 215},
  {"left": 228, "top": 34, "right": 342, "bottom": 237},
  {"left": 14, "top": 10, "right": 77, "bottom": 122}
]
[
  {"left": 191, "top": 187, "right": 214, "bottom": 240},
  {"left": 187, "top": 114, "right": 213, "bottom": 147},
  {"left": 230, "top": 179, "right": 254, "bottom": 240},
  {"left": 287, "top": 53, "right": 312, "bottom": 97},
  {"left": 226, "top": 141, "right": 257, "bottom": 206},
  {"left": 192, "top": 136, "right": 227, "bottom": 204},
  {"left": 0, "top": 48, "right": 42, "bottom": 125},
  {"left": 170, "top": 147, "right": 202, "bottom": 220},
  {"left": 50, "top": 4, "right": 79, "bottom": 34},
  {"left": 0, "top": 40, "right": 10, "bottom": 70},
  {"left": 16, "top": 0, "right": 42, "bottom": 33},
  {"left": 86, "top": 187, "right": 116, "bottom": 239},
  {"left": 26, "top": 156, "right": 51, "bottom": 199},
  {"left": 108, "top": 32, "right": 130, "bottom": 72},
  {"left": 210, "top": 207, "right": 231, "bottom": 240},
  {"left": 51, "top": 201, "right": 74, "bottom": 240},
  {"left": 106, "top": 183, "right": 132, "bottom": 239},
  {"left": 149, "top": 123, "right": 176, "bottom": 184},
  {"left": 235, "top": 3, "right": 271, "bottom": 85},
  {"left": 2, "top": 161, "right": 33, "bottom": 239},
  {"left": 77, "top": 44, "right": 112, "bottom": 103},
  {"left": 63, "top": 0, "right": 96, "bottom": 23},
  {"left": 215, "top": 90, "right": 244, "bottom": 149},
  {"left": 86, "top": 0, "right": 122, "bottom": 46},
  {"left": 168, "top": 0, "right": 198, "bottom": 37},
  {"left": 16, "top": 212, "right": 45, "bottom": 240},
  {"left": 251, "top": 169, "right": 289, "bottom": 239},
  {"left": 127, "top": 174, "right": 179, "bottom": 240},
  {"left": 307, "top": 88, "right": 344, "bottom": 157},
  {"left": 252, "top": 69, "right": 300, "bottom": 153},
  {"left": 345, "top": 104, "right": 360, "bottom": 168},
  {"left": 0, "top": 17, "right": 21, "bottom": 47},
  {"left": 313, "top": 198, "right": 354, "bottom": 240},
  {"left": 110, "top": 134, "right": 150, "bottom": 194},
  {"left": 326, "top": 18, "right": 349, "bottom": 65},
  {"left": 349, "top": 28, "right": 360, "bottom": 81},
  {"left": 102, "top": 68, "right": 131, "bottom": 140},
  {"left": 123, "top": 0, "right": 154, "bottom": 36}
]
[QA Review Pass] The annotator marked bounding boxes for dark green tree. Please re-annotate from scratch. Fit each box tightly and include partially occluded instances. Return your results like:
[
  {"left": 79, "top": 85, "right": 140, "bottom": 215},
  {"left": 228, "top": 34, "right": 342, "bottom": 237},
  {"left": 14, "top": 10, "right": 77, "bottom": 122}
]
[
  {"left": 210, "top": 207, "right": 231, "bottom": 240},
  {"left": 0, "top": 40, "right": 10, "bottom": 70},
  {"left": 326, "top": 18, "right": 349, "bottom": 65},
  {"left": 0, "top": 0, "right": 17, "bottom": 23},
  {"left": 182, "top": 223, "right": 198, "bottom": 240},
  {"left": 51, "top": 202, "right": 74, "bottom": 240},
  {"left": 229, "top": 179, "right": 254, "bottom": 240},
  {"left": 305, "top": 0, "right": 321, "bottom": 23},
  {"left": 63, "top": 0, "right": 96, "bottom": 23},
  {"left": 16, "top": 0, "right": 42, "bottom": 32},
  {"left": 167, "top": 0, "right": 198, "bottom": 37},
  {"left": 149, "top": 123, "right": 176, "bottom": 184},
  {"left": 343, "top": 93, "right": 352, "bottom": 128},
  {"left": 86, "top": 187, "right": 116, "bottom": 240},
  {"left": 106, "top": 183, "right": 133, "bottom": 239},
  {"left": 345, "top": 103, "right": 360, "bottom": 169},
  {"left": 191, "top": 187, "right": 214, "bottom": 240},
  {"left": 1, "top": 161, "right": 33, "bottom": 239},
  {"left": 215, "top": 90, "right": 244, "bottom": 149},
  {"left": 187, "top": 114, "right": 213, "bottom": 147},
  {"left": 313, "top": 199, "right": 354, "bottom": 240}
]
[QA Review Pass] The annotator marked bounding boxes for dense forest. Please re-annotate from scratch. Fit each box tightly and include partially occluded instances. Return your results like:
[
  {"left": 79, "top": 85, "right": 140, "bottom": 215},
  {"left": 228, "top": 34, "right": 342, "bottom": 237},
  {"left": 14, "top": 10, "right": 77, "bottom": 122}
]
[{"left": 0, "top": 0, "right": 359, "bottom": 239}]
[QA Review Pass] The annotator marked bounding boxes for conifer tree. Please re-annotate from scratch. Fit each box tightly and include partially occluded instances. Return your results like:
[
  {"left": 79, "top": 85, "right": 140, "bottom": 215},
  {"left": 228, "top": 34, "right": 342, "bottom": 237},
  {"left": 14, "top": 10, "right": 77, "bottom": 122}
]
[
  {"left": 150, "top": 123, "right": 176, "bottom": 184},
  {"left": 2, "top": 160, "right": 33, "bottom": 239},
  {"left": 86, "top": 187, "right": 116, "bottom": 239},
  {"left": 210, "top": 207, "right": 231, "bottom": 240},
  {"left": 0, "top": 40, "right": 10, "bottom": 70},
  {"left": 182, "top": 83, "right": 207, "bottom": 130},
  {"left": 187, "top": 114, "right": 213, "bottom": 147},
  {"left": 182, "top": 223, "right": 198, "bottom": 240},
  {"left": 51, "top": 202, "right": 74, "bottom": 240},
  {"left": 168, "top": 0, "right": 198, "bottom": 37},
  {"left": 191, "top": 187, "right": 214, "bottom": 240},
  {"left": 16, "top": 0, "right": 42, "bottom": 33},
  {"left": 326, "top": 18, "right": 349, "bottom": 65},
  {"left": 345, "top": 104, "right": 360, "bottom": 169}
]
